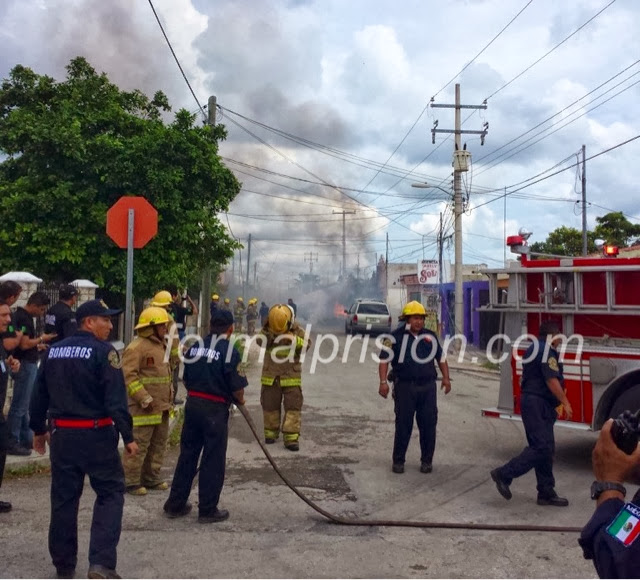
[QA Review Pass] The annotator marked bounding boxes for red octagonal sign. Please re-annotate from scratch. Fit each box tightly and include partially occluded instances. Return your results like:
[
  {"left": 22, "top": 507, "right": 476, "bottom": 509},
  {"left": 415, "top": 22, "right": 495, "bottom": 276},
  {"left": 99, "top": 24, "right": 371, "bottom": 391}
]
[{"left": 106, "top": 196, "right": 158, "bottom": 249}]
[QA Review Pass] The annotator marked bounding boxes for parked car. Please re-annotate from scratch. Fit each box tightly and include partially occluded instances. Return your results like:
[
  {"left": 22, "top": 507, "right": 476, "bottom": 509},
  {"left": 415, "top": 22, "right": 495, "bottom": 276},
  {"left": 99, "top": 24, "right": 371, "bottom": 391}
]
[{"left": 344, "top": 299, "right": 392, "bottom": 335}]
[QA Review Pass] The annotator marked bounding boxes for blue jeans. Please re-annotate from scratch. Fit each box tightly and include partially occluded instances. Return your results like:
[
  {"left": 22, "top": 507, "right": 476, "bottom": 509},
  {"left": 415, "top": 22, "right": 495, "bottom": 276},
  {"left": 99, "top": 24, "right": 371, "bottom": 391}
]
[{"left": 8, "top": 361, "right": 38, "bottom": 447}]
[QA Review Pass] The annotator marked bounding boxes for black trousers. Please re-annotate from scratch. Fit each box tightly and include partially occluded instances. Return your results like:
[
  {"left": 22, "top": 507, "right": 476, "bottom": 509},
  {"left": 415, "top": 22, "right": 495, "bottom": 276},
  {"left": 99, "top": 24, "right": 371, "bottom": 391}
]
[
  {"left": 49, "top": 426, "right": 125, "bottom": 571},
  {"left": 497, "top": 393, "right": 557, "bottom": 496},
  {"left": 0, "top": 420, "right": 7, "bottom": 492},
  {"left": 165, "top": 397, "right": 229, "bottom": 516},
  {"left": 392, "top": 381, "right": 438, "bottom": 465}
]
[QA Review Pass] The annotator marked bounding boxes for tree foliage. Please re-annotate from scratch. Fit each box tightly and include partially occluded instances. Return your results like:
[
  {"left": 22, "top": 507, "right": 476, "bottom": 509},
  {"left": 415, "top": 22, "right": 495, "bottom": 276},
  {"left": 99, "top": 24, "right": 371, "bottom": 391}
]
[
  {"left": 530, "top": 212, "right": 640, "bottom": 257},
  {"left": 0, "top": 57, "right": 241, "bottom": 300}
]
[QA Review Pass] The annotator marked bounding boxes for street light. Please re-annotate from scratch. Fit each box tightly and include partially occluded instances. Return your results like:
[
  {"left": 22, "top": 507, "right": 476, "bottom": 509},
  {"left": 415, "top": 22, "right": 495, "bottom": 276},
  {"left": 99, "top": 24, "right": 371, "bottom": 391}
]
[{"left": 411, "top": 182, "right": 452, "bottom": 196}]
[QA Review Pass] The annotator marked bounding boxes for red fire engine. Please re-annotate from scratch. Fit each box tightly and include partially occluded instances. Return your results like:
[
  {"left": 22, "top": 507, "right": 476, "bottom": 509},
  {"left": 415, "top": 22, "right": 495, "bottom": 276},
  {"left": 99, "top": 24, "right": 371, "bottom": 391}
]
[{"left": 481, "top": 232, "right": 640, "bottom": 430}]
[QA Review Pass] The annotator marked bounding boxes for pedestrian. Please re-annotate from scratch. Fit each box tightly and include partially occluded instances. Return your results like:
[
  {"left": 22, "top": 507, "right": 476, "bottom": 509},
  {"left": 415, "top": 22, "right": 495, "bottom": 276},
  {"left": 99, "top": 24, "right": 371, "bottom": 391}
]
[
  {"left": 44, "top": 284, "right": 79, "bottom": 345},
  {"left": 209, "top": 293, "right": 220, "bottom": 322},
  {"left": 150, "top": 290, "right": 182, "bottom": 405},
  {"left": 163, "top": 309, "right": 247, "bottom": 523},
  {"left": 0, "top": 281, "right": 23, "bottom": 354},
  {"left": 259, "top": 301, "right": 269, "bottom": 327},
  {"left": 233, "top": 297, "right": 245, "bottom": 333},
  {"left": 579, "top": 419, "right": 640, "bottom": 578},
  {"left": 259, "top": 304, "right": 310, "bottom": 451},
  {"left": 0, "top": 300, "right": 20, "bottom": 513},
  {"left": 246, "top": 298, "right": 258, "bottom": 335},
  {"left": 378, "top": 300, "right": 451, "bottom": 474},
  {"left": 490, "top": 320, "right": 572, "bottom": 506},
  {"left": 121, "top": 307, "right": 173, "bottom": 496},
  {"left": 7, "top": 291, "right": 56, "bottom": 455},
  {"left": 287, "top": 297, "right": 297, "bottom": 318},
  {"left": 30, "top": 299, "right": 138, "bottom": 579}
]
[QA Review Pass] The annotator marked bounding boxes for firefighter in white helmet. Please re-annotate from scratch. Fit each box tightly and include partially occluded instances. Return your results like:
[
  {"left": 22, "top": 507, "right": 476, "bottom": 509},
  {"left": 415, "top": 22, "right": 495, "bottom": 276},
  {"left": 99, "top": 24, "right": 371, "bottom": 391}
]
[
  {"left": 121, "top": 307, "right": 173, "bottom": 495},
  {"left": 259, "top": 304, "right": 310, "bottom": 451}
]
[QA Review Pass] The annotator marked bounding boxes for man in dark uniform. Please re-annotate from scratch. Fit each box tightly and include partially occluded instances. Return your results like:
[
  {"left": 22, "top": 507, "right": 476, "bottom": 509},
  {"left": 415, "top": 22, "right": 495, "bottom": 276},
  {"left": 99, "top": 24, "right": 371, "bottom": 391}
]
[
  {"left": 378, "top": 301, "right": 451, "bottom": 474},
  {"left": 579, "top": 419, "right": 640, "bottom": 578},
  {"left": 45, "top": 284, "right": 79, "bottom": 345},
  {"left": 490, "top": 320, "right": 573, "bottom": 506},
  {"left": 0, "top": 300, "right": 20, "bottom": 513},
  {"left": 30, "top": 299, "right": 139, "bottom": 579},
  {"left": 163, "top": 309, "right": 247, "bottom": 523}
]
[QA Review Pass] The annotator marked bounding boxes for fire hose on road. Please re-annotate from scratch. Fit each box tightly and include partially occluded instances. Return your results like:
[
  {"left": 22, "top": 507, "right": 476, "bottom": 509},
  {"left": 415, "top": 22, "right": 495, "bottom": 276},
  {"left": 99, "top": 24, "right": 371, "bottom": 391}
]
[{"left": 234, "top": 404, "right": 583, "bottom": 534}]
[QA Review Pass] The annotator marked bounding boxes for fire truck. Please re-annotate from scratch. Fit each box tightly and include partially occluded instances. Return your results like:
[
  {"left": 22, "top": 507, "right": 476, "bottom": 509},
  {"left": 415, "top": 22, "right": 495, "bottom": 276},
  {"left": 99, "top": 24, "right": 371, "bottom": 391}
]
[{"left": 480, "top": 231, "right": 640, "bottom": 430}]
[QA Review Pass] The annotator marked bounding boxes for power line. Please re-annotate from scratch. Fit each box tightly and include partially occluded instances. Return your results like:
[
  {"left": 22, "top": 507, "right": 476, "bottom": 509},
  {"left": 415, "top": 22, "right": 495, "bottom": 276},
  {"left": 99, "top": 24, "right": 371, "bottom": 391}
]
[{"left": 147, "top": 0, "right": 205, "bottom": 117}]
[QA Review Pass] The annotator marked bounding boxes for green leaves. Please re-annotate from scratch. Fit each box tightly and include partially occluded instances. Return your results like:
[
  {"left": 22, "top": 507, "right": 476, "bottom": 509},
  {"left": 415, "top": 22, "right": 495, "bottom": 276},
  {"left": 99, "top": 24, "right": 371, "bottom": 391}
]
[{"left": 0, "top": 57, "right": 240, "bottom": 299}]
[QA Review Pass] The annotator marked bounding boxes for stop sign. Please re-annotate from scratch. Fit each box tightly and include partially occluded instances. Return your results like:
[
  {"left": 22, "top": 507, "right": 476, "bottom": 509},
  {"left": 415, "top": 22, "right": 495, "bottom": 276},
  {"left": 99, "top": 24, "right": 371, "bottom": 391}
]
[{"left": 106, "top": 196, "right": 158, "bottom": 249}]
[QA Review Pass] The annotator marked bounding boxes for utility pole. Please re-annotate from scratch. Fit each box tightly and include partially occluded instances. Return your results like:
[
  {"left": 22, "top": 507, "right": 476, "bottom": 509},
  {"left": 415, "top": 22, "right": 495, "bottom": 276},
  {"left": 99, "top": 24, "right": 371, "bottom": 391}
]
[
  {"left": 253, "top": 262, "right": 257, "bottom": 287},
  {"left": 333, "top": 209, "right": 355, "bottom": 279},
  {"left": 304, "top": 252, "right": 318, "bottom": 274},
  {"left": 200, "top": 95, "right": 217, "bottom": 333},
  {"left": 431, "top": 83, "right": 488, "bottom": 337},
  {"left": 385, "top": 232, "right": 389, "bottom": 302},
  {"left": 581, "top": 144, "right": 587, "bottom": 256},
  {"left": 245, "top": 233, "right": 252, "bottom": 301}
]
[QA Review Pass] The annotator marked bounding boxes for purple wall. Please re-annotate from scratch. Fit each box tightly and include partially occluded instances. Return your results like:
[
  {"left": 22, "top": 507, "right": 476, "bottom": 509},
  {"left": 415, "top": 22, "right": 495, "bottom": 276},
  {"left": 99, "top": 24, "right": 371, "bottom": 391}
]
[{"left": 440, "top": 280, "right": 488, "bottom": 347}]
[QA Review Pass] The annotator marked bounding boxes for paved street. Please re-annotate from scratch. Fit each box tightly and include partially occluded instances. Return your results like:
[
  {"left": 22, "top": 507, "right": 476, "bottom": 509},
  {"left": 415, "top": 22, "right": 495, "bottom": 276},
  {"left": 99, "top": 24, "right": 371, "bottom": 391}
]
[{"left": 1, "top": 327, "right": 599, "bottom": 578}]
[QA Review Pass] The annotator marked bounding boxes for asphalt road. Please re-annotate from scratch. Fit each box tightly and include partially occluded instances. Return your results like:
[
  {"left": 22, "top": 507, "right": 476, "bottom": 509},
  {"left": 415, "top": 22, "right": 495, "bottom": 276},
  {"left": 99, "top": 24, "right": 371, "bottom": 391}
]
[{"left": 1, "top": 327, "right": 600, "bottom": 578}]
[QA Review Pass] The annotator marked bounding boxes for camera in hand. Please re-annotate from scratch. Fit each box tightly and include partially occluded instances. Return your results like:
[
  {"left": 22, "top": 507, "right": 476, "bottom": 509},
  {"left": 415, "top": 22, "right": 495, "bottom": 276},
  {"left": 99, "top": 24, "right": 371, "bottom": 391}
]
[{"left": 611, "top": 409, "right": 640, "bottom": 455}]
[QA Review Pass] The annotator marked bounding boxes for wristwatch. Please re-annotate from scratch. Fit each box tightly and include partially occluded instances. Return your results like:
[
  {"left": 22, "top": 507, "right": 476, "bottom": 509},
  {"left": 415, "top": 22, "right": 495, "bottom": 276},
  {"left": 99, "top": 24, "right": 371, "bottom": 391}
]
[{"left": 590, "top": 480, "right": 626, "bottom": 500}]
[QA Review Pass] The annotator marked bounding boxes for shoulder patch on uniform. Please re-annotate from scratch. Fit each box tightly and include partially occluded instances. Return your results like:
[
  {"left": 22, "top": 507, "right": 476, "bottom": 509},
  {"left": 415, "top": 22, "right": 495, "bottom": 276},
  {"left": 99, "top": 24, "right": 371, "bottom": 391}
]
[
  {"left": 547, "top": 357, "right": 559, "bottom": 371},
  {"left": 108, "top": 350, "right": 122, "bottom": 369},
  {"left": 382, "top": 338, "right": 393, "bottom": 348},
  {"left": 606, "top": 502, "right": 640, "bottom": 547}
]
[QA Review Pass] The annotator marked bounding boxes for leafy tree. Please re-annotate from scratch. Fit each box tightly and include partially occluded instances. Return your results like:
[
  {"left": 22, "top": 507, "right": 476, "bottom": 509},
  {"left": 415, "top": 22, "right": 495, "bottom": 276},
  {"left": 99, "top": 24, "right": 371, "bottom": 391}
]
[
  {"left": 594, "top": 212, "right": 640, "bottom": 247},
  {"left": 0, "top": 57, "right": 241, "bottom": 301},
  {"left": 530, "top": 226, "right": 596, "bottom": 256}
]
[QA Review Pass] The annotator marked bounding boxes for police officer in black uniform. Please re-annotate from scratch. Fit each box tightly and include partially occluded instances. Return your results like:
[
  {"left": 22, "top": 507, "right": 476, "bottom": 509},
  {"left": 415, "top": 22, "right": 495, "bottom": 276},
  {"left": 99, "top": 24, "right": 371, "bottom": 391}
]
[
  {"left": 30, "top": 300, "right": 138, "bottom": 579},
  {"left": 163, "top": 309, "right": 247, "bottom": 523},
  {"left": 579, "top": 419, "right": 640, "bottom": 578},
  {"left": 378, "top": 301, "right": 451, "bottom": 474},
  {"left": 0, "top": 300, "right": 20, "bottom": 513},
  {"left": 44, "top": 284, "right": 79, "bottom": 345},
  {"left": 490, "top": 320, "right": 573, "bottom": 506}
]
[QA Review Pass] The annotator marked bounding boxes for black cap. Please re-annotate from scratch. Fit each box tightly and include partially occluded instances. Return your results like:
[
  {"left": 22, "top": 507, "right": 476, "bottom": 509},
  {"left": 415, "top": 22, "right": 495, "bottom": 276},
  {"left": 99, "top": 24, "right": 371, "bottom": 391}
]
[
  {"left": 210, "top": 309, "right": 233, "bottom": 332},
  {"left": 76, "top": 299, "right": 122, "bottom": 321},
  {"left": 59, "top": 284, "right": 79, "bottom": 300}
]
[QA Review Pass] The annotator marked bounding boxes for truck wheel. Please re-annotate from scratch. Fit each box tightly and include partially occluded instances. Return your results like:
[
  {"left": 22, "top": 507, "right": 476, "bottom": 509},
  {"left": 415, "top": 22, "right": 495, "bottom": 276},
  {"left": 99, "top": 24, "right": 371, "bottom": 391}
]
[{"left": 609, "top": 384, "right": 640, "bottom": 419}]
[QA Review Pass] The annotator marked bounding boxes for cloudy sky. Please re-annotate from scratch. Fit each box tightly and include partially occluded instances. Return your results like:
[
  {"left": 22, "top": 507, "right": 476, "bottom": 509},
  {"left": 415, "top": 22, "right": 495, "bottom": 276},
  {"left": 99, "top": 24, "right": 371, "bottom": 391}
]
[{"left": 2, "top": 0, "right": 639, "bottom": 289}]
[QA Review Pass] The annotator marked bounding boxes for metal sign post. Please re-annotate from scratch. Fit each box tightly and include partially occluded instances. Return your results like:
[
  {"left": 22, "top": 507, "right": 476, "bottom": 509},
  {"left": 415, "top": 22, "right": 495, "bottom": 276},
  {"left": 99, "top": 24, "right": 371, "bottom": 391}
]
[{"left": 124, "top": 208, "right": 135, "bottom": 345}]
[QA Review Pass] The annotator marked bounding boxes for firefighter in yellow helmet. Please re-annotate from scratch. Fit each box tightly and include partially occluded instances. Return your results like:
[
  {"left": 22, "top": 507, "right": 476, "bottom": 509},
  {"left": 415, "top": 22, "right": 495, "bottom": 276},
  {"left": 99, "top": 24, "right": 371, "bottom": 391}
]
[
  {"left": 378, "top": 300, "right": 451, "bottom": 474},
  {"left": 121, "top": 307, "right": 173, "bottom": 495},
  {"left": 150, "top": 290, "right": 182, "bottom": 402},
  {"left": 221, "top": 298, "right": 231, "bottom": 312},
  {"left": 209, "top": 293, "right": 220, "bottom": 323},
  {"left": 259, "top": 304, "right": 311, "bottom": 451},
  {"left": 245, "top": 298, "right": 258, "bottom": 336},
  {"left": 233, "top": 297, "right": 246, "bottom": 333}
]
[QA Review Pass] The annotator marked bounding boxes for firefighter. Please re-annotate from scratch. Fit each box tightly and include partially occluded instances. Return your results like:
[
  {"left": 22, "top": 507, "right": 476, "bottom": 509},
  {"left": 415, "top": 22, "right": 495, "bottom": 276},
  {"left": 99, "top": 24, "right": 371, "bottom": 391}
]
[
  {"left": 259, "top": 301, "right": 269, "bottom": 327},
  {"left": 150, "top": 290, "right": 182, "bottom": 404},
  {"left": 579, "top": 419, "right": 640, "bottom": 578},
  {"left": 221, "top": 298, "right": 231, "bottom": 312},
  {"left": 233, "top": 297, "right": 246, "bottom": 333},
  {"left": 260, "top": 304, "right": 310, "bottom": 451},
  {"left": 163, "top": 309, "right": 247, "bottom": 523},
  {"left": 378, "top": 301, "right": 451, "bottom": 474},
  {"left": 121, "top": 307, "right": 173, "bottom": 495},
  {"left": 490, "top": 320, "right": 573, "bottom": 506},
  {"left": 246, "top": 298, "right": 258, "bottom": 335},
  {"left": 209, "top": 293, "right": 220, "bottom": 322},
  {"left": 30, "top": 300, "right": 138, "bottom": 580}
]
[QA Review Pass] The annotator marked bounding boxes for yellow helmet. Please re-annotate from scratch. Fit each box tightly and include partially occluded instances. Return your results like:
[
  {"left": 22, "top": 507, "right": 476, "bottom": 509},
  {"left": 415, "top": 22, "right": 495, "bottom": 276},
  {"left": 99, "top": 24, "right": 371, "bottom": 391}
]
[
  {"left": 399, "top": 300, "right": 427, "bottom": 320},
  {"left": 268, "top": 304, "right": 292, "bottom": 334},
  {"left": 237, "top": 296, "right": 244, "bottom": 302},
  {"left": 212, "top": 293, "right": 219, "bottom": 300},
  {"left": 251, "top": 297, "right": 258, "bottom": 304},
  {"left": 135, "top": 306, "right": 170, "bottom": 330},
  {"left": 224, "top": 298, "right": 230, "bottom": 304},
  {"left": 150, "top": 290, "right": 172, "bottom": 307}
]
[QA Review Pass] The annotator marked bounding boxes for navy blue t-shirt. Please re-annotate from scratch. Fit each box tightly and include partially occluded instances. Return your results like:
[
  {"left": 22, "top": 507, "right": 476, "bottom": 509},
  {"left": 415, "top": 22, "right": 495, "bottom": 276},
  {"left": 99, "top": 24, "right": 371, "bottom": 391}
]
[{"left": 380, "top": 326, "right": 443, "bottom": 383}]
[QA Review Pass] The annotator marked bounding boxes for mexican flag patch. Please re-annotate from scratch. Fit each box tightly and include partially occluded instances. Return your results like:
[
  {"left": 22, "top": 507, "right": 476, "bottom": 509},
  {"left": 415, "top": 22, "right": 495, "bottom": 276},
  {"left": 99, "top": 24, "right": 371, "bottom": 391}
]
[{"left": 607, "top": 502, "right": 640, "bottom": 547}]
